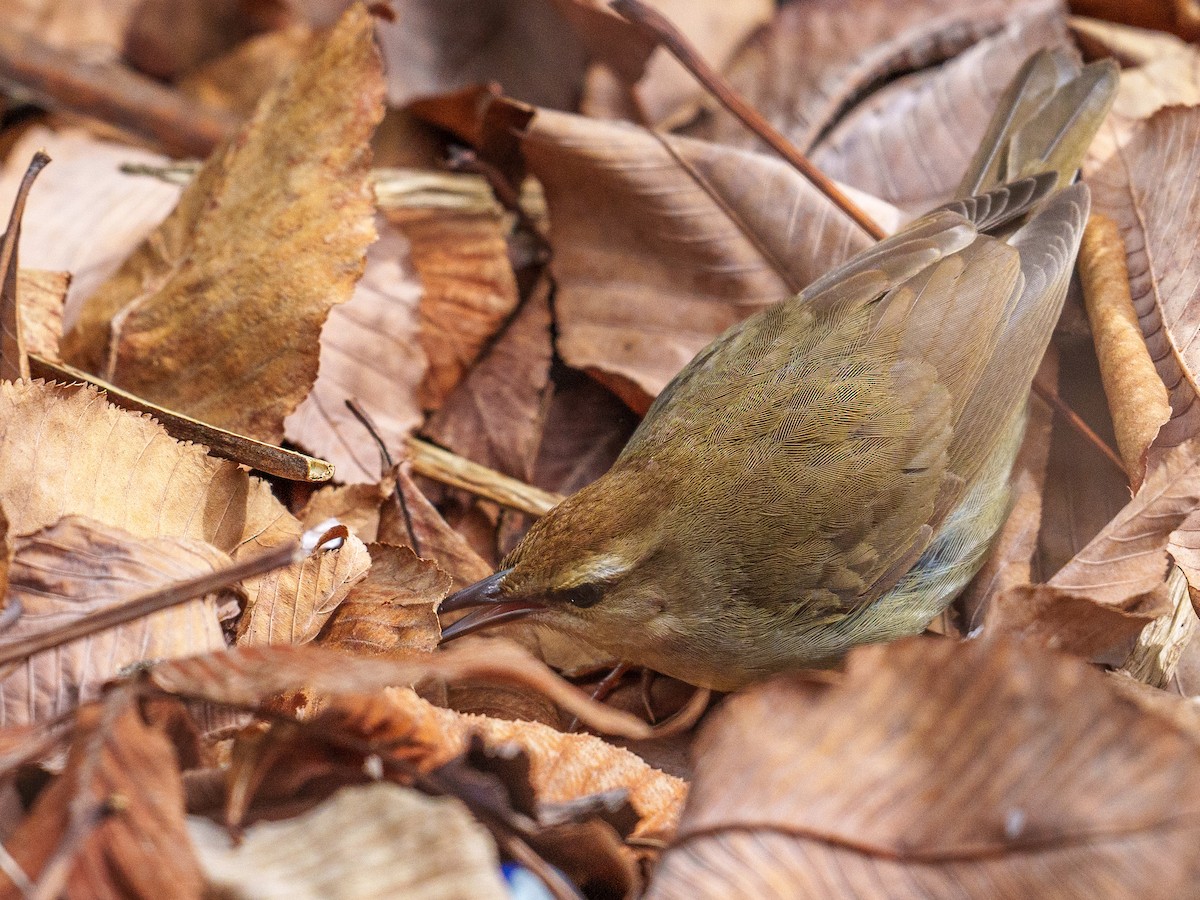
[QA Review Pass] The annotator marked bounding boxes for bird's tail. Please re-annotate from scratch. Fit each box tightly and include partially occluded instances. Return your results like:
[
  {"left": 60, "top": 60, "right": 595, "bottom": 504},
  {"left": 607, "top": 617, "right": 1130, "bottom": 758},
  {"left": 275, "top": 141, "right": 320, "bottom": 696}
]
[{"left": 956, "top": 50, "right": 1118, "bottom": 199}]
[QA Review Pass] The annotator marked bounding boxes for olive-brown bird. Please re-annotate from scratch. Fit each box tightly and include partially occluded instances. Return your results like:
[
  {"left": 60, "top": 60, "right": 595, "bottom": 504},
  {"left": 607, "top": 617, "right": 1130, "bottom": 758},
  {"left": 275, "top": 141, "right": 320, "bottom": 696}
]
[{"left": 439, "top": 51, "right": 1118, "bottom": 691}]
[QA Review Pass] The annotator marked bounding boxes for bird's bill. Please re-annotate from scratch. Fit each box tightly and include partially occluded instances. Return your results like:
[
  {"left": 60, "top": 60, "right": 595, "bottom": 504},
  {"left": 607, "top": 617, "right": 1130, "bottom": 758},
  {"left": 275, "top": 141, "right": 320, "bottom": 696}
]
[{"left": 438, "top": 568, "right": 542, "bottom": 642}]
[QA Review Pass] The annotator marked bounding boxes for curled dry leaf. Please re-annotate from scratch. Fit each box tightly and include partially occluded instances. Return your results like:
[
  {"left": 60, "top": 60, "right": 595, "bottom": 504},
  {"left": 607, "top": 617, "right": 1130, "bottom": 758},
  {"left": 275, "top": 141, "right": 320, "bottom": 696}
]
[
  {"left": 811, "top": 7, "right": 1073, "bottom": 217},
  {"left": 16, "top": 269, "right": 69, "bottom": 360},
  {"left": 145, "top": 641, "right": 666, "bottom": 739},
  {"left": 1079, "top": 213, "right": 1170, "bottom": 489},
  {"left": 0, "top": 516, "right": 228, "bottom": 726},
  {"left": 317, "top": 543, "right": 447, "bottom": 655},
  {"left": 4, "top": 690, "right": 203, "bottom": 899},
  {"left": 701, "top": 0, "right": 1065, "bottom": 156},
  {"left": 188, "top": 782, "right": 507, "bottom": 900},
  {"left": 989, "top": 436, "right": 1200, "bottom": 656},
  {"left": 647, "top": 636, "right": 1200, "bottom": 899},
  {"left": 516, "top": 106, "right": 875, "bottom": 409},
  {"left": 62, "top": 3, "right": 385, "bottom": 444},
  {"left": 0, "top": 129, "right": 182, "bottom": 326},
  {"left": 384, "top": 687, "right": 687, "bottom": 842},
  {"left": 1086, "top": 105, "right": 1200, "bottom": 450},
  {"left": 283, "top": 225, "right": 426, "bottom": 483}
]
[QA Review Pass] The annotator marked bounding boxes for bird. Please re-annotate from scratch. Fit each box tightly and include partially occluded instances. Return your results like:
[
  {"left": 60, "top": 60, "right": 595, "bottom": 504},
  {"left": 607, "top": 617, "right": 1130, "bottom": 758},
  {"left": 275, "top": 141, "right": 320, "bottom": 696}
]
[{"left": 438, "top": 50, "right": 1118, "bottom": 691}]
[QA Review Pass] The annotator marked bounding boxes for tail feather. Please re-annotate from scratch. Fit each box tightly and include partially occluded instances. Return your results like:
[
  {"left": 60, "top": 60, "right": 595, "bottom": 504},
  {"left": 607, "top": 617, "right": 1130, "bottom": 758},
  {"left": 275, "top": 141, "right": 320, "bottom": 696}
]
[{"left": 956, "top": 50, "right": 1117, "bottom": 198}]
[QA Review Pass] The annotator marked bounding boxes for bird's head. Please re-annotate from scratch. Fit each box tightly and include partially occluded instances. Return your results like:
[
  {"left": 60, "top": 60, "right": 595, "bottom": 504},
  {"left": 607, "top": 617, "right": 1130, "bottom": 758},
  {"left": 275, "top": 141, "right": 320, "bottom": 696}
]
[{"left": 437, "top": 467, "right": 684, "bottom": 655}]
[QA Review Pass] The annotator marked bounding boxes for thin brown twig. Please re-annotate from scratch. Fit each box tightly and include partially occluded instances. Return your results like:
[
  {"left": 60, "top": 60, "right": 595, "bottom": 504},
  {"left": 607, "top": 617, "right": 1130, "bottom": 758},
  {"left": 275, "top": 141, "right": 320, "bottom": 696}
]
[
  {"left": 1031, "top": 376, "right": 1127, "bottom": 477},
  {"left": 0, "top": 27, "right": 237, "bottom": 158},
  {"left": 344, "top": 398, "right": 422, "bottom": 556},
  {"left": 609, "top": 0, "right": 887, "bottom": 241}
]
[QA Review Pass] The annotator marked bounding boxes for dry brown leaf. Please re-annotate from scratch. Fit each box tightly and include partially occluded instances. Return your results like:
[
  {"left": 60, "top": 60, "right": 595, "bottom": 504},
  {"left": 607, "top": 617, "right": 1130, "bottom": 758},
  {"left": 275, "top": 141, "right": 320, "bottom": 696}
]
[
  {"left": 300, "top": 480, "right": 389, "bottom": 543},
  {"left": 188, "top": 782, "right": 507, "bottom": 899},
  {"left": 236, "top": 534, "right": 371, "bottom": 647},
  {"left": 1086, "top": 106, "right": 1200, "bottom": 450},
  {"left": 811, "top": 8, "right": 1073, "bottom": 217},
  {"left": 1079, "top": 213, "right": 1170, "bottom": 489},
  {"left": 1069, "top": 0, "right": 1200, "bottom": 41},
  {"left": 699, "top": 0, "right": 1065, "bottom": 155},
  {"left": 0, "top": 129, "right": 182, "bottom": 325},
  {"left": 4, "top": 691, "right": 203, "bottom": 899},
  {"left": 385, "top": 686, "right": 687, "bottom": 842},
  {"left": 386, "top": 201, "right": 521, "bottom": 412},
  {"left": 283, "top": 225, "right": 426, "bottom": 483},
  {"left": 62, "top": 4, "right": 385, "bottom": 443},
  {"left": 317, "top": 543, "right": 447, "bottom": 654},
  {"left": 381, "top": 466, "right": 493, "bottom": 588},
  {"left": 1069, "top": 14, "right": 1196, "bottom": 65},
  {"left": 424, "top": 284, "right": 553, "bottom": 482},
  {"left": 145, "top": 641, "right": 667, "bottom": 739},
  {"left": 16, "top": 269, "right": 69, "bottom": 360},
  {"left": 516, "top": 106, "right": 876, "bottom": 409},
  {"left": 647, "top": 636, "right": 1200, "bottom": 899},
  {"left": 178, "top": 24, "right": 315, "bottom": 116},
  {"left": 0, "top": 516, "right": 228, "bottom": 726}
]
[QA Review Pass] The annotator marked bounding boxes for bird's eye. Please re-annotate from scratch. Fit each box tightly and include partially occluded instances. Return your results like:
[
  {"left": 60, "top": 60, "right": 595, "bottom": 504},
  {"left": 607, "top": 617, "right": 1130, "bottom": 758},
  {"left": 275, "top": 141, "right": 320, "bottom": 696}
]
[{"left": 554, "top": 582, "right": 605, "bottom": 608}]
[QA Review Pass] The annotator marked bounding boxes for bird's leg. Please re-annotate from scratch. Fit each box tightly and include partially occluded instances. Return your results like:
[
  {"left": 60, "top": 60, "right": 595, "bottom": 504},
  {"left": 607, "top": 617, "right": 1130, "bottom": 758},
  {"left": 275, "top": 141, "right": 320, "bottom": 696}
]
[
  {"left": 567, "top": 662, "right": 633, "bottom": 732},
  {"left": 640, "top": 668, "right": 658, "bottom": 724}
]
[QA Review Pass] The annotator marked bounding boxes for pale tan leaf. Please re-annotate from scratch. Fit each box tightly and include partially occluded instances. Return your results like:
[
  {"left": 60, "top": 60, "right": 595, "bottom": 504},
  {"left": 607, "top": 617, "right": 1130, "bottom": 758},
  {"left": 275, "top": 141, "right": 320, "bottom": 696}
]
[
  {"left": 1, "top": 0, "right": 142, "bottom": 54},
  {"left": 0, "top": 516, "right": 228, "bottom": 726},
  {"left": 16, "top": 269, "right": 68, "bottom": 360},
  {"left": 385, "top": 687, "right": 687, "bottom": 842},
  {"left": 811, "top": 9, "right": 1073, "bottom": 218},
  {"left": 520, "top": 107, "right": 876, "bottom": 409},
  {"left": 1079, "top": 213, "right": 1170, "bottom": 489},
  {"left": 700, "top": 0, "right": 1065, "bottom": 155},
  {"left": 5, "top": 692, "right": 203, "bottom": 898},
  {"left": 236, "top": 534, "right": 371, "bottom": 647},
  {"left": 0, "top": 129, "right": 181, "bottom": 325},
  {"left": 299, "top": 481, "right": 389, "bottom": 543},
  {"left": 188, "top": 782, "right": 506, "bottom": 900},
  {"left": 62, "top": 4, "right": 385, "bottom": 443},
  {"left": 283, "top": 225, "right": 426, "bottom": 483},
  {"left": 647, "top": 636, "right": 1200, "bottom": 899},
  {"left": 318, "top": 544, "right": 447, "bottom": 654},
  {"left": 385, "top": 201, "right": 521, "bottom": 412},
  {"left": 1069, "top": 15, "right": 1196, "bottom": 66}
]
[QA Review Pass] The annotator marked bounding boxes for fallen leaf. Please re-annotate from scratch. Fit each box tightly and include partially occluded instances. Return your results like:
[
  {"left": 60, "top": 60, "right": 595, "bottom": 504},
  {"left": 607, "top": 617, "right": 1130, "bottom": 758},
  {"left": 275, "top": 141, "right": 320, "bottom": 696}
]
[
  {"left": 282, "top": 225, "right": 426, "bottom": 483},
  {"left": 62, "top": 3, "right": 385, "bottom": 443},
  {"left": 699, "top": 0, "right": 1066, "bottom": 156},
  {"left": 386, "top": 198, "right": 521, "bottom": 412},
  {"left": 5, "top": 690, "right": 203, "bottom": 899},
  {"left": 16, "top": 269, "right": 69, "bottom": 360},
  {"left": 1079, "top": 213, "right": 1170, "bottom": 488},
  {"left": 188, "top": 782, "right": 507, "bottom": 899},
  {"left": 0, "top": 152, "right": 49, "bottom": 382},
  {"left": 0, "top": 128, "right": 183, "bottom": 326},
  {"left": 0, "top": 516, "right": 228, "bottom": 726},
  {"left": 423, "top": 283, "right": 552, "bottom": 481},
  {"left": 178, "top": 24, "right": 315, "bottom": 116},
  {"left": 385, "top": 686, "right": 687, "bottom": 841},
  {"left": 1069, "top": 0, "right": 1200, "bottom": 42},
  {"left": 647, "top": 636, "right": 1200, "bottom": 899},
  {"left": 514, "top": 105, "right": 876, "bottom": 408},
  {"left": 317, "top": 543, "right": 447, "bottom": 654},
  {"left": 299, "top": 480, "right": 389, "bottom": 543},
  {"left": 1, "top": 0, "right": 142, "bottom": 54},
  {"left": 811, "top": 8, "right": 1073, "bottom": 217}
]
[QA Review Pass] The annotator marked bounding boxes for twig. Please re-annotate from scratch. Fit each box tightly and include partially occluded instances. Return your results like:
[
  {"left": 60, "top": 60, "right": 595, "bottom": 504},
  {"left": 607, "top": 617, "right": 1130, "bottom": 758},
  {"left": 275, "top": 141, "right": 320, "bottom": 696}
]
[
  {"left": 408, "top": 437, "right": 563, "bottom": 517},
  {"left": 609, "top": 0, "right": 886, "bottom": 241},
  {"left": 0, "top": 151, "right": 49, "bottom": 383},
  {"left": 1031, "top": 375, "right": 1127, "bottom": 476},
  {"left": 0, "top": 524, "right": 345, "bottom": 669},
  {"left": 344, "top": 398, "right": 421, "bottom": 556},
  {"left": 0, "top": 27, "right": 237, "bottom": 158}
]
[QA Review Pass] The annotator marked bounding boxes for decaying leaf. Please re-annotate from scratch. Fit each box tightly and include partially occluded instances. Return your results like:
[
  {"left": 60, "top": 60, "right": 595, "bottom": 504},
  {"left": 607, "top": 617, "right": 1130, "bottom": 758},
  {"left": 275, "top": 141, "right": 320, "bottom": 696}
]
[
  {"left": 0, "top": 129, "right": 183, "bottom": 326},
  {"left": 1079, "top": 213, "right": 1170, "bottom": 488},
  {"left": 514, "top": 106, "right": 876, "bottom": 408},
  {"left": 317, "top": 544, "right": 447, "bottom": 654},
  {"left": 4, "top": 690, "right": 204, "bottom": 898},
  {"left": 283, "top": 225, "right": 426, "bottom": 483},
  {"left": 188, "top": 782, "right": 507, "bottom": 899},
  {"left": 647, "top": 636, "right": 1200, "bottom": 899},
  {"left": 384, "top": 686, "right": 687, "bottom": 842},
  {"left": 0, "top": 516, "right": 229, "bottom": 726},
  {"left": 62, "top": 3, "right": 385, "bottom": 443}
]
